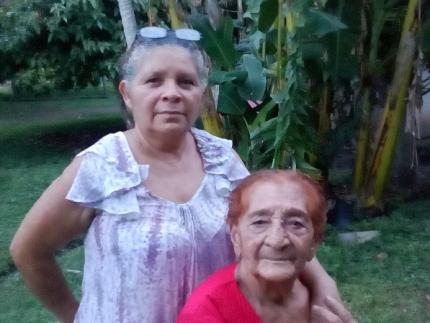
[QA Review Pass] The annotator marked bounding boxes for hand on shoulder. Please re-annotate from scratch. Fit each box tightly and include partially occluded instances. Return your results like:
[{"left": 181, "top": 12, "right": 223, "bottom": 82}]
[{"left": 311, "top": 296, "right": 356, "bottom": 323}]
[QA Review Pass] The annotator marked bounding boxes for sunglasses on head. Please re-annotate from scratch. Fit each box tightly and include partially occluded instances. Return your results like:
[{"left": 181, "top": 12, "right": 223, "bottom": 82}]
[{"left": 137, "top": 26, "right": 201, "bottom": 42}]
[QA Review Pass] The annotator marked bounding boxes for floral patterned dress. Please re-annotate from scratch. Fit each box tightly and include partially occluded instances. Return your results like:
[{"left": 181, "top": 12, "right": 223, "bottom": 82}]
[{"left": 66, "top": 128, "right": 249, "bottom": 323}]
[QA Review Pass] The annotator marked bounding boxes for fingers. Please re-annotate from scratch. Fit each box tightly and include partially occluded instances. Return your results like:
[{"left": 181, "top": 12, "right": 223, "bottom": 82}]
[
  {"left": 312, "top": 305, "right": 343, "bottom": 323},
  {"left": 311, "top": 296, "right": 356, "bottom": 323},
  {"left": 324, "top": 296, "right": 355, "bottom": 322}
]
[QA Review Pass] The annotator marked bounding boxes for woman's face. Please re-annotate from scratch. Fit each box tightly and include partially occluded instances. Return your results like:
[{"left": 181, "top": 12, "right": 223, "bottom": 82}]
[
  {"left": 231, "top": 179, "right": 316, "bottom": 283},
  {"left": 119, "top": 45, "right": 205, "bottom": 136}
]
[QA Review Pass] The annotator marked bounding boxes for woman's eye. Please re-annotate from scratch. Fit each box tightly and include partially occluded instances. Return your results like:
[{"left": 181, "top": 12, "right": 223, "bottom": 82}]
[
  {"left": 285, "top": 220, "right": 305, "bottom": 229},
  {"left": 147, "top": 77, "right": 161, "bottom": 84},
  {"left": 179, "top": 79, "right": 195, "bottom": 86},
  {"left": 252, "top": 220, "right": 268, "bottom": 226}
]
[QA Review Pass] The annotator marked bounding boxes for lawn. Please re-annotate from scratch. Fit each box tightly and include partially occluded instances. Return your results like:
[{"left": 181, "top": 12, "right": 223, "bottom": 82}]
[
  {"left": 0, "top": 96, "right": 125, "bottom": 274},
  {"left": 0, "top": 97, "right": 429, "bottom": 322},
  {"left": 319, "top": 203, "right": 430, "bottom": 322}
]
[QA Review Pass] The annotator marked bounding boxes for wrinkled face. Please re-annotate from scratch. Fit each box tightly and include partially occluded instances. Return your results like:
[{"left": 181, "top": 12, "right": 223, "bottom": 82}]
[
  {"left": 231, "top": 180, "right": 316, "bottom": 283},
  {"left": 119, "top": 45, "right": 205, "bottom": 135}
]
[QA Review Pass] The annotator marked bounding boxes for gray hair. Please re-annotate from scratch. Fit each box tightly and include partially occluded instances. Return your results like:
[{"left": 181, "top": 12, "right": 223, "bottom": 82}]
[{"left": 119, "top": 35, "right": 209, "bottom": 86}]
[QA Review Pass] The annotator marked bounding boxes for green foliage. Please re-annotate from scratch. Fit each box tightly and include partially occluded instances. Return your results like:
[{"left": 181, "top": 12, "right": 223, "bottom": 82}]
[
  {"left": 191, "top": 15, "right": 238, "bottom": 70},
  {"left": 238, "top": 54, "right": 266, "bottom": 101},
  {"left": 0, "top": 0, "right": 125, "bottom": 91},
  {"left": 11, "top": 68, "right": 56, "bottom": 97},
  {"left": 191, "top": 0, "right": 354, "bottom": 174},
  {"left": 421, "top": 16, "right": 430, "bottom": 62},
  {"left": 257, "top": 0, "right": 278, "bottom": 32}
]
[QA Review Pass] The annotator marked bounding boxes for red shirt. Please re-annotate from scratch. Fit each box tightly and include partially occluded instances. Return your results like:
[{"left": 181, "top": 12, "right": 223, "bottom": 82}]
[{"left": 177, "top": 263, "right": 262, "bottom": 323}]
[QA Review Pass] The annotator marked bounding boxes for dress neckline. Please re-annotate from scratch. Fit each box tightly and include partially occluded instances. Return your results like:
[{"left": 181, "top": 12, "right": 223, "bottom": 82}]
[{"left": 117, "top": 130, "right": 208, "bottom": 206}]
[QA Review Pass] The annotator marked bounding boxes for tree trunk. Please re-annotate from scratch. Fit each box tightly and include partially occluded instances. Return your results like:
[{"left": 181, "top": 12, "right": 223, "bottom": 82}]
[
  {"left": 117, "top": 0, "right": 137, "bottom": 49},
  {"left": 117, "top": 0, "right": 137, "bottom": 129},
  {"left": 353, "top": 0, "right": 386, "bottom": 196},
  {"left": 364, "top": 0, "right": 420, "bottom": 207}
]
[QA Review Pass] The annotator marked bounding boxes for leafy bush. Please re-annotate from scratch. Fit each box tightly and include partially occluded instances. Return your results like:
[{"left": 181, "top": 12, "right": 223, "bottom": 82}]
[{"left": 12, "top": 67, "right": 55, "bottom": 97}]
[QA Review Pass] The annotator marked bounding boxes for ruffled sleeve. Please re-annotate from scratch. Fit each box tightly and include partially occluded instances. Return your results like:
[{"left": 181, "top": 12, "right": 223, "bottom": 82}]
[
  {"left": 191, "top": 128, "right": 249, "bottom": 197},
  {"left": 66, "top": 132, "right": 147, "bottom": 215}
]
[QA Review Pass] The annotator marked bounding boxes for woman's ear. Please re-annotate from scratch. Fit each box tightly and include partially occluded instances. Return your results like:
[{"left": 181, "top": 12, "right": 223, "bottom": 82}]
[
  {"left": 230, "top": 225, "right": 242, "bottom": 259},
  {"left": 118, "top": 80, "right": 133, "bottom": 112}
]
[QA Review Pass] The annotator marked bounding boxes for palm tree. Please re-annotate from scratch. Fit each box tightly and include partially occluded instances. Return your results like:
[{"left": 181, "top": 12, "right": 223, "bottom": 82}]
[{"left": 117, "top": 0, "right": 137, "bottom": 49}]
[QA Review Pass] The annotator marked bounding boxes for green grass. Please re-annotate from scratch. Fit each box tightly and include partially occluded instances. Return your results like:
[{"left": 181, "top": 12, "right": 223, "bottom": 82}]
[
  {"left": 0, "top": 247, "right": 84, "bottom": 323},
  {"left": 318, "top": 202, "right": 430, "bottom": 323},
  {"left": 1, "top": 97, "right": 430, "bottom": 322},
  {"left": 0, "top": 98, "right": 125, "bottom": 274}
]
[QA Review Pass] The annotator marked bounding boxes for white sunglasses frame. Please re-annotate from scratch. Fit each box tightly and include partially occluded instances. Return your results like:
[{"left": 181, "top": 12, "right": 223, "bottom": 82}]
[{"left": 138, "top": 27, "right": 201, "bottom": 42}]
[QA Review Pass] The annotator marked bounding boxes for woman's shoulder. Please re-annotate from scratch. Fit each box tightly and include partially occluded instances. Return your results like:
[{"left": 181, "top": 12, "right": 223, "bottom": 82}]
[
  {"left": 191, "top": 128, "right": 249, "bottom": 196},
  {"left": 77, "top": 131, "right": 130, "bottom": 160},
  {"left": 191, "top": 128, "right": 249, "bottom": 174},
  {"left": 66, "top": 131, "right": 143, "bottom": 214},
  {"left": 191, "top": 128, "right": 232, "bottom": 151}
]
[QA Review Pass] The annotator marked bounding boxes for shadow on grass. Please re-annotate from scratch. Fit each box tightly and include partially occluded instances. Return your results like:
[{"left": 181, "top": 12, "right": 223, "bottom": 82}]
[{"left": 0, "top": 116, "right": 126, "bottom": 167}]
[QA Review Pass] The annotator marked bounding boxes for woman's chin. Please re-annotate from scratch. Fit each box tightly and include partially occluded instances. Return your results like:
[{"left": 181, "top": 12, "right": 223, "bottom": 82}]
[
  {"left": 256, "top": 260, "right": 299, "bottom": 283},
  {"left": 152, "top": 121, "right": 191, "bottom": 135}
]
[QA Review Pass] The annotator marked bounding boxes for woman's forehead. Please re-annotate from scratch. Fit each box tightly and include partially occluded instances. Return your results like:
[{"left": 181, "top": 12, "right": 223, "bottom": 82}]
[
  {"left": 144, "top": 44, "right": 193, "bottom": 56},
  {"left": 136, "top": 46, "right": 199, "bottom": 73},
  {"left": 246, "top": 179, "right": 306, "bottom": 199},
  {"left": 241, "top": 180, "right": 309, "bottom": 212}
]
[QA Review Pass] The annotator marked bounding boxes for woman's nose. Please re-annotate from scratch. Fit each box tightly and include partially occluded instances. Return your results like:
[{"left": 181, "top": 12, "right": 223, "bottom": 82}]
[
  {"left": 265, "top": 223, "right": 289, "bottom": 249},
  {"left": 161, "top": 80, "right": 181, "bottom": 102}
]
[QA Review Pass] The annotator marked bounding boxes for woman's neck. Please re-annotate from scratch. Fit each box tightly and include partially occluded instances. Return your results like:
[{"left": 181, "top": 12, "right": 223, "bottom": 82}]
[
  {"left": 236, "top": 265, "right": 298, "bottom": 307},
  {"left": 129, "top": 127, "right": 191, "bottom": 160},
  {"left": 236, "top": 265, "right": 310, "bottom": 323}
]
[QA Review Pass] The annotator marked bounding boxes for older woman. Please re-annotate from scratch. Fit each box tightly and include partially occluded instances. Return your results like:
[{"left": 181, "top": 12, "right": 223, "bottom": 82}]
[
  {"left": 178, "top": 170, "right": 355, "bottom": 323},
  {"left": 11, "top": 28, "right": 347, "bottom": 323}
]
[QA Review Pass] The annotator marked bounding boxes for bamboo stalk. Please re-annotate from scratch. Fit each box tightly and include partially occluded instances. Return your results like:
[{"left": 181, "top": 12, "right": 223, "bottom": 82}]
[
  {"left": 353, "top": 0, "right": 390, "bottom": 196},
  {"left": 168, "top": 0, "right": 184, "bottom": 29},
  {"left": 353, "top": 88, "right": 371, "bottom": 193},
  {"left": 318, "top": 82, "right": 332, "bottom": 136},
  {"left": 276, "top": 0, "right": 284, "bottom": 90},
  {"left": 200, "top": 88, "right": 226, "bottom": 137},
  {"left": 353, "top": 0, "right": 370, "bottom": 194},
  {"left": 365, "top": 0, "right": 419, "bottom": 206},
  {"left": 311, "top": 81, "right": 332, "bottom": 168}
]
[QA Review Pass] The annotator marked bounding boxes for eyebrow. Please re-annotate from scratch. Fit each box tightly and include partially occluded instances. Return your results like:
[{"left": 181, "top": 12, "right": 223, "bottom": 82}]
[
  {"left": 248, "top": 209, "right": 272, "bottom": 219},
  {"left": 282, "top": 209, "right": 310, "bottom": 221},
  {"left": 144, "top": 70, "right": 198, "bottom": 79},
  {"left": 248, "top": 208, "right": 309, "bottom": 219},
  {"left": 144, "top": 70, "right": 163, "bottom": 77}
]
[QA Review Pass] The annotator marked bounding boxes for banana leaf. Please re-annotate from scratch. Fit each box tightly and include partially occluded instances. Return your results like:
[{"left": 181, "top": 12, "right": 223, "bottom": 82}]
[{"left": 190, "top": 15, "right": 237, "bottom": 70}]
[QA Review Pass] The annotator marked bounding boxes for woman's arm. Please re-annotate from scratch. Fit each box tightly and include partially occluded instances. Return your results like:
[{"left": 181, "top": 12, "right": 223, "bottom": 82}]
[
  {"left": 301, "top": 257, "right": 340, "bottom": 304},
  {"left": 10, "top": 158, "right": 94, "bottom": 323},
  {"left": 301, "top": 258, "right": 355, "bottom": 322}
]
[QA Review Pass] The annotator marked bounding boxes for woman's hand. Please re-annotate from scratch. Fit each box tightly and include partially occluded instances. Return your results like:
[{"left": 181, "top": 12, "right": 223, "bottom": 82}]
[{"left": 311, "top": 296, "right": 356, "bottom": 323}]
